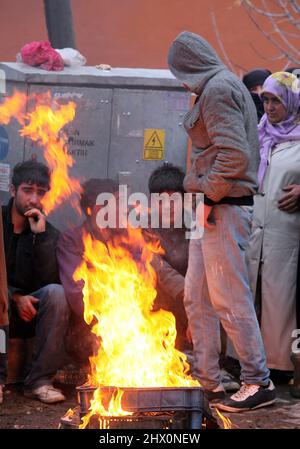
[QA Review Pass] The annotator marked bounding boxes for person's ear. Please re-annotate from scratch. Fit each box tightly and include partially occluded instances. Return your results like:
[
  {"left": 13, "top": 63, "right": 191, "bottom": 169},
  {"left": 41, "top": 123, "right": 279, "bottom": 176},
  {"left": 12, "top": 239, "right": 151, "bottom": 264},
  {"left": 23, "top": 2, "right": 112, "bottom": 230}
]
[{"left": 10, "top": 184, "right": 16, "bottom": 198}]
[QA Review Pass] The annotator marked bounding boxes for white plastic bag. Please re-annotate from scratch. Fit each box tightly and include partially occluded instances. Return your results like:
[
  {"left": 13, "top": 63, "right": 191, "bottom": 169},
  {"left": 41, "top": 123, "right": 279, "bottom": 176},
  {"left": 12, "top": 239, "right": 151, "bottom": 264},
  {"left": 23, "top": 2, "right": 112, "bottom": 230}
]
[{"left": 55, "top": 48, "right": 86, "bottom": 67}]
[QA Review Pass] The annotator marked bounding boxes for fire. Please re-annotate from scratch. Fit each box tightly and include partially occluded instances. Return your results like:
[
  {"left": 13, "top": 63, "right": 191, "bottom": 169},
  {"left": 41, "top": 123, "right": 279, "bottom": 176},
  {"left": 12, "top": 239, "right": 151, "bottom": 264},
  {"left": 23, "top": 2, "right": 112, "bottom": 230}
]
[
  {"left": 0, "top": 91, "right": 27, "bottom": 125},
  {"left": 81, "top": 388, "right": 131, "bottom": 429},
  {"left": 74, "top": 226, "right": 199, "bottom": 428},
  {"left": 215, "top": 408, "right": 232, "bottom": 429},
  {"left": 63, "top": 408, "right": 75, "bottom": 421},
  {"left": 0, "top": 90, "right": 82, "bottom": 214}
]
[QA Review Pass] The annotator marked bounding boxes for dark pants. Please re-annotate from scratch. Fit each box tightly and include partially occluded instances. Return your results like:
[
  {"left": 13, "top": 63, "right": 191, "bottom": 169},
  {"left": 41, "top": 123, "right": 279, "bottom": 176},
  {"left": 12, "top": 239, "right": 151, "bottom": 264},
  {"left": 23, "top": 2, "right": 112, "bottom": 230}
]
[
  {"left": 10, "top": 284, "right": 70, "bottom": 389},
  {"left": 0, "top": 325, "right": 8, "bottom": 384}
]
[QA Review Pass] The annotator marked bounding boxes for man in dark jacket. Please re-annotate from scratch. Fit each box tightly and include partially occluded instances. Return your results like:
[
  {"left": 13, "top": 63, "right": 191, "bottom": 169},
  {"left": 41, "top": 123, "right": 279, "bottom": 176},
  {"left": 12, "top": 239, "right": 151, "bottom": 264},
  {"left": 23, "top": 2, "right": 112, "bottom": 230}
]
[
  {"left": 2, "top": 160, "right": 69, "bottom": 403},
  {"left": 168, "top": 31, "right": 275, "bottom": 412},
  {"left": 0, "top": 203, "right": 8, "bottom": 405}
]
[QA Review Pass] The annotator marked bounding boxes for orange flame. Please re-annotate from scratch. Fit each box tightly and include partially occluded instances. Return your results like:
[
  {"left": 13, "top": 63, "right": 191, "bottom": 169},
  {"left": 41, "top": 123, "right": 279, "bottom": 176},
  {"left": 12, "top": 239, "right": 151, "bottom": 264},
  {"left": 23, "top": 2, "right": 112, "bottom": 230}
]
[
  {"left": 0, "top": 90, "right": 82, "bottom": 215},
  {"left": 75, "top": 226, "right": 199, "bottom": 427},
  {"left": 80, "top": 388, "right": 131, "bottom": 429},
  {"left": 215, "top": 408, "right": 232, "bottom": 429},
  {"left": 63, "top": 408, "right": 75, "bottom": 421},
  {"left": 0, "top": 91, "right": 27, "bottom": 125}
]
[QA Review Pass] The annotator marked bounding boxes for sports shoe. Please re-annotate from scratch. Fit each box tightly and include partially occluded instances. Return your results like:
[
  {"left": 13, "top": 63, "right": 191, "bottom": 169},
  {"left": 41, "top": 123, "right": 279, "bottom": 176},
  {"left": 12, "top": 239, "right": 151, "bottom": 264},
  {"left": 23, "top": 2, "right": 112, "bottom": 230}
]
[
  {"left": 204, "top": 384, "right": 226, "bottom": 402},
  {"left": 24, "top": 384, "right": 66, "bottom": 404},
  {"left": 0, "top": 385, "right": 3, "bottom": 405},
  {"left": 220, "top": 369, "right": 240, "bottom": 392},
  {"left": 212, "top": 380, "right": 276, "bottom": 412}
]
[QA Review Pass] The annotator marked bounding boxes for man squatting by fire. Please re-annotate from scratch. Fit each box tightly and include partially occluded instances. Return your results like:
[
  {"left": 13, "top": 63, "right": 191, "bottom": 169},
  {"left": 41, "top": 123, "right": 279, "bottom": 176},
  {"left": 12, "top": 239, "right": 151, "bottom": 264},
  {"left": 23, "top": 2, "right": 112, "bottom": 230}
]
[{"left": 1, "top": 160, "right": 69, "bottom": 404}]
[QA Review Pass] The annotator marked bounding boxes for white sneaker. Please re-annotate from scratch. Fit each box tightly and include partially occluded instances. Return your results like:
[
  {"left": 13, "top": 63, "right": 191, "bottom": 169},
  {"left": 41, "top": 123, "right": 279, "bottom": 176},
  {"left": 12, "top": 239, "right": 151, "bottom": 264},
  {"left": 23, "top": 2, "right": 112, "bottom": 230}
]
[
  {"left": 213, "top": 380, "right": 276, "bottom": 412},
  {"left": 24, "top": 384, "right": 66, "bottom": 404},
  {"left": 0, "top": 385, "right": 3, "bottom": 405}
]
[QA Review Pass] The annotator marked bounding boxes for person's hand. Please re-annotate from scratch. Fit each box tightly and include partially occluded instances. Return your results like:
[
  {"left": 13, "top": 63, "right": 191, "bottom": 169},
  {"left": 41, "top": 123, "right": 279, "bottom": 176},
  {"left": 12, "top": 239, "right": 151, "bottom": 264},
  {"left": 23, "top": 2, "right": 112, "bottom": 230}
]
[
  {"left": 278, "top": 184, "right": 300, "bottom": 213},
  {"left": 12, "top": 293, "right": 39, "bottom": 322},
  {"left": 24, "top": 208, "right": 46, "bottom": 234}
]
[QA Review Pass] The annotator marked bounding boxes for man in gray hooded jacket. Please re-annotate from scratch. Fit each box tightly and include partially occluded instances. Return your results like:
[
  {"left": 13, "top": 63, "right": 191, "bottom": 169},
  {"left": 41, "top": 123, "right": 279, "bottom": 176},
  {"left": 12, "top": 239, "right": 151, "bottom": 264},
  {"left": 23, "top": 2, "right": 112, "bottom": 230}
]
[{"left": 168, "top": 31, "right": 276, "bottom": 412}]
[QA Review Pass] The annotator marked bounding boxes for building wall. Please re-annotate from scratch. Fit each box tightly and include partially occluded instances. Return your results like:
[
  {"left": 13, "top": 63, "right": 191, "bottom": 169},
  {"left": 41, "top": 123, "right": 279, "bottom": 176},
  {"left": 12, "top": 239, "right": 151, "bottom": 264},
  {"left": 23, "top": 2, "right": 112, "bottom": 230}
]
[{"left": 0, "top": 0, "right": 285, "bottom": 74}]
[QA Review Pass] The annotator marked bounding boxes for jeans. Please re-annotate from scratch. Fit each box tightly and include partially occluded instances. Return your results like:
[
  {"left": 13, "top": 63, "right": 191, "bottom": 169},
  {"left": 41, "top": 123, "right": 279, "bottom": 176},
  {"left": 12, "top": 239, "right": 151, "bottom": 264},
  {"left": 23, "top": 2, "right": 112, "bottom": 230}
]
[
  {"left": 22, "top": 284, "right": 70, "bottom": 389},
  {"left": 0, "top": 325, "right": 8, "bottom": 384},
  {"left": 185, "top": 205, "right": 269, "bottom": 390}
]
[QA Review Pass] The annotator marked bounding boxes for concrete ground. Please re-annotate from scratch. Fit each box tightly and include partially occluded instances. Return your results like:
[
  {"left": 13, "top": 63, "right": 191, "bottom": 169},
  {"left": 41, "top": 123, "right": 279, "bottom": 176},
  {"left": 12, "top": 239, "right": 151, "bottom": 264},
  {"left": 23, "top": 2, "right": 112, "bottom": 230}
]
[{"left": 0, "top": 384, "right": 77, "bottom": 429}]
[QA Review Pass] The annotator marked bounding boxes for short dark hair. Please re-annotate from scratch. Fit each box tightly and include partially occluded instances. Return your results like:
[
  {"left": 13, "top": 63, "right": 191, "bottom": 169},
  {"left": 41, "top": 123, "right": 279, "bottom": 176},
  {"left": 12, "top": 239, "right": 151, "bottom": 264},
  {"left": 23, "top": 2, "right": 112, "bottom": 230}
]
[
  {"left": 242, "top": 68, "right": 272, "bottom": 90},
  {"left": 12, "top": 160, "right": 51, "bottom": 190},
  {"left": 148, "top": 163, "right": 185, "bottom": 194},
  {"left": 80, "top": 178, "right": 119, "bottom": 215}
]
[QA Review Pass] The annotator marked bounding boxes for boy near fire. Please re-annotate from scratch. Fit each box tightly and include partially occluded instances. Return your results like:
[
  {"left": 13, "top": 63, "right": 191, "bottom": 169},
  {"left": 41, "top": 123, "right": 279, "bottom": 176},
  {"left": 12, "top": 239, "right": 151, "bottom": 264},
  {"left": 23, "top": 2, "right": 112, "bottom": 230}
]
[{"left": 168, "top": 31, "right": 276, "bottom": 412}]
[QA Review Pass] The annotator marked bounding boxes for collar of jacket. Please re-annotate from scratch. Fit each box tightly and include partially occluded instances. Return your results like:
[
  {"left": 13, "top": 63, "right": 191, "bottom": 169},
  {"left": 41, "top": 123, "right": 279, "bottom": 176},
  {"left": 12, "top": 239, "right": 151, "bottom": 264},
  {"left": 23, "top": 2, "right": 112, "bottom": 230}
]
[{"left": 3, "top": 198, "right": 31, "bottom": 234}]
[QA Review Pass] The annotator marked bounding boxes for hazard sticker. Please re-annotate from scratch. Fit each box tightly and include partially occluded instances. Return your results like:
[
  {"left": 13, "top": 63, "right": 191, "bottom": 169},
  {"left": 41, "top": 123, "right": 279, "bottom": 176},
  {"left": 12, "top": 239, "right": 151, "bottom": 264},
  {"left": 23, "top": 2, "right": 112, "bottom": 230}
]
[{"left": 143, "top": 129, "right": 165, "bottom": 160}]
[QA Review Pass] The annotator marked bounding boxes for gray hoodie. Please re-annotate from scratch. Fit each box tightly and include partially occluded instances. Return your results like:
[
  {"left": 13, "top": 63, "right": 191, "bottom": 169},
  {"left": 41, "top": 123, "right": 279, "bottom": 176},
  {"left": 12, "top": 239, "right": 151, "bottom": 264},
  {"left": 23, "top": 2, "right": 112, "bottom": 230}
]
[{"left": 168, "top": 31, "right": 260, "bottom": 204}]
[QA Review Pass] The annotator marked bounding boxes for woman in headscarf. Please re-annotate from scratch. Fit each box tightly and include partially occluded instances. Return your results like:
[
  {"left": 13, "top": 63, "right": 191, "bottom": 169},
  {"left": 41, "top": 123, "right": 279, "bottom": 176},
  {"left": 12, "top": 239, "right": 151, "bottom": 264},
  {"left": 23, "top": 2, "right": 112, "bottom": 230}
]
[{"left": 247, "top": 72, "right": 300, "bottom": 373}]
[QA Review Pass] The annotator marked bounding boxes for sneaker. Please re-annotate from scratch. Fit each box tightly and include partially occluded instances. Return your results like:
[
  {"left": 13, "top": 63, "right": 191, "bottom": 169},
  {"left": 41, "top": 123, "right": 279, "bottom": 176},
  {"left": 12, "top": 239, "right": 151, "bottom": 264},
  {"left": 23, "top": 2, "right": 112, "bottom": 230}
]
[
  {"left": 204, "top": 384, "right": 226, "bottom": 402},
  {"left": 212, "top": 380, "right": 276, "bottom": 413},
  {"left": 220, "top": 369, "right": 240, "bottom": 392},
  {"left": 24, "top": 384, "right": 66, "bottom": 404},
  {"left": 0, "top": 385, "right": 3, "bottom": 405}
]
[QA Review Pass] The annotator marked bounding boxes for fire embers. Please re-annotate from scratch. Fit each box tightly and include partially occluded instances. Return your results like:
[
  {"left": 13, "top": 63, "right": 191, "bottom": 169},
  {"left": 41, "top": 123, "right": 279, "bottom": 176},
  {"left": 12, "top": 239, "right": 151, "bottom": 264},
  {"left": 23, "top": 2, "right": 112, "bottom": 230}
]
[{"left": 0, "top": 90, "right": 82, "bottom": 215}]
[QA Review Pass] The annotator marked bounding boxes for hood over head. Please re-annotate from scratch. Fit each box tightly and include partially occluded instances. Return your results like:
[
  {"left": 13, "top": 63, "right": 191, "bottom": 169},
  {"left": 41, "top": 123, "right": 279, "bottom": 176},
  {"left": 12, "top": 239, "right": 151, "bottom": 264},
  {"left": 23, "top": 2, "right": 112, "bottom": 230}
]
[{"left": 168, "top": 31, "right": 226, "bottom": 95}]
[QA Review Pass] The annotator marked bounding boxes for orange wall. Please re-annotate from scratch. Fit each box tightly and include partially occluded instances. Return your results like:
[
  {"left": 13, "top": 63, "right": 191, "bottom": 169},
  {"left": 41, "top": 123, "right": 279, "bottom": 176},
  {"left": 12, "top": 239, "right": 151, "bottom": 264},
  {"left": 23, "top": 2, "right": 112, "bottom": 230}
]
[{"left": 0, "top": 0, "right": 284, "bottom": 75}]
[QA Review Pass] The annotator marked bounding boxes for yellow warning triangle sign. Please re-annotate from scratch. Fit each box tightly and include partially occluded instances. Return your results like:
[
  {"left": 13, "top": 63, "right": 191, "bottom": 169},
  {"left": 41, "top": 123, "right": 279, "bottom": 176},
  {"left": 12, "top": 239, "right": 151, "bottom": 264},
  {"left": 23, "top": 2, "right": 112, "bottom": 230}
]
[{"left": 145, "top": 131, "right": 163, "bottom": 150}]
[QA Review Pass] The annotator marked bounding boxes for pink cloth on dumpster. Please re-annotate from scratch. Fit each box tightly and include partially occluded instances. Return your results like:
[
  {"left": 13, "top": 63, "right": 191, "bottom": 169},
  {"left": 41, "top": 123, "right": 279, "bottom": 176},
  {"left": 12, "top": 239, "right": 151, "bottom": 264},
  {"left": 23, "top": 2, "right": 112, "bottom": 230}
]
[{"left": 20, "top": 41, "right": 64, "bottom": 71}]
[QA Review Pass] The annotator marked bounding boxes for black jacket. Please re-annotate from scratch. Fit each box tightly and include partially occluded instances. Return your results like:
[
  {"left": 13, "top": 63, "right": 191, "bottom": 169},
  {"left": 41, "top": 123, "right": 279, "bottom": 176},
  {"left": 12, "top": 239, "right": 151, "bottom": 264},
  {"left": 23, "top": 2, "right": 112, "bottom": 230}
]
[{"left": 2, "top": 199, "right": 60, "bottom": 296}]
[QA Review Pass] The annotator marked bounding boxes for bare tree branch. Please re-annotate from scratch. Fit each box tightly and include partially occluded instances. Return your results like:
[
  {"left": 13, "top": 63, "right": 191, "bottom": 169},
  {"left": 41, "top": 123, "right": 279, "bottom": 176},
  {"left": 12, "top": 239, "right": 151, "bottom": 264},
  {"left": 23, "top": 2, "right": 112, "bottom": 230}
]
[
  {"left": 277, "top": 0, "right": 300, "bottom": 31},
  {"left": 249, "top": 42, "right": 286, "bottom": 61},
  {"left": 290, "top": 0, "right": 300, "bottom": 14},
  {"left": 210, "top": 10, "right": 236, "bottom": 72},
  {"left": 241, "top": 0, "right": 300, "bottom": 66},
  {"left": 262, "top": 0, "right": 300, "bottom": 58},
  {"left": 242, "top": 0, "right": 287, "bottom": 17}
]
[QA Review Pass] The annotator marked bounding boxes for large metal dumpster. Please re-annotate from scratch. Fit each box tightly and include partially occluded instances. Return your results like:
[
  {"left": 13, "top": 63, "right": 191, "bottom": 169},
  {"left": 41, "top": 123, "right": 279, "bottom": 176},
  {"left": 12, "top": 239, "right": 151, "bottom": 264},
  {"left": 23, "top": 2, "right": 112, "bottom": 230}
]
[{"left": 0, "top": 63, "right": 190, "bottom": 230}]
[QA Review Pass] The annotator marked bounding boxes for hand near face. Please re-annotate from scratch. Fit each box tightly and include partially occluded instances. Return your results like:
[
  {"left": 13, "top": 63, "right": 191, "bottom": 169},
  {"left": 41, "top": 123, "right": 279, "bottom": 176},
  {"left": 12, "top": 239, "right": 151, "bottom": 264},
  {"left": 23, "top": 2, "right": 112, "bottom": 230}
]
[{"left": 24, "top": 208, "right": 46, "bottom": 233}]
